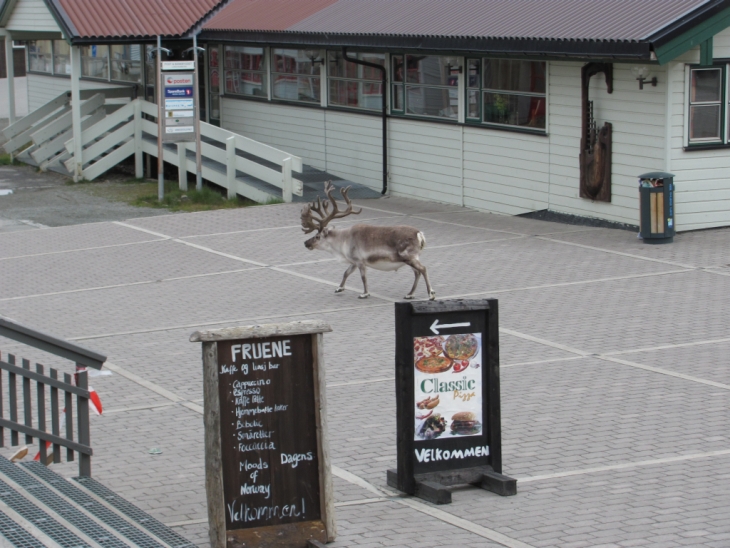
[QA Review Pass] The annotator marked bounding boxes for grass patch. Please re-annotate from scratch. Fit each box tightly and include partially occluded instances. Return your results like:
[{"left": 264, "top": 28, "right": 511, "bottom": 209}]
[
  {"left": 0, "top": 154, "right": 25, "bottom": 167},
  {"left": 74, "top": 177, "right": 283, "bottom": 212}
]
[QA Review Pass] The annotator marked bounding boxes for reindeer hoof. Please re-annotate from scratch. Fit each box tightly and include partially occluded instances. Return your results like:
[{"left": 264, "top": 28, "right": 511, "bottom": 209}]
[
  {"left": 429, "top": 291, "right": 436, "bottom": 301},
  {"left": 358, "top": 293, "right": 370, "bottom": 299},
  {"left": 403, "top": 294, "right": 414, "bottom": 300},
  {"left": 334, "top": 287, "right": 345, "bottom": 294}
]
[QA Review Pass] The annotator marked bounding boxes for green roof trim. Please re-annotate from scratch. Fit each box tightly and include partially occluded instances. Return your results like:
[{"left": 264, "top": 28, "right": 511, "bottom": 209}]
[{"left": 655, "top": 5, "right": 730, "bottom": 64}]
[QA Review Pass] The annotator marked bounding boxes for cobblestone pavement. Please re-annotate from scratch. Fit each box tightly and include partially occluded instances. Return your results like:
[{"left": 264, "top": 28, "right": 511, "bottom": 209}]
[{"left": 1, "top": 194, "right": 729, "bottom": 548}]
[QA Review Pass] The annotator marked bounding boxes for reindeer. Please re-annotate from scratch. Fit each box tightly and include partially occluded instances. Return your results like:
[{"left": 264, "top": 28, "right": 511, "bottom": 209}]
[{"left": 301, "top": 182, "right": 436, "bottom": 300}]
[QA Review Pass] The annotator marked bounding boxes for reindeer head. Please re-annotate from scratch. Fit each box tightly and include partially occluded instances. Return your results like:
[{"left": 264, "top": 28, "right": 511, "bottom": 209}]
[{"left": 301, "top": 181, "right": 362, "bottom": 250}]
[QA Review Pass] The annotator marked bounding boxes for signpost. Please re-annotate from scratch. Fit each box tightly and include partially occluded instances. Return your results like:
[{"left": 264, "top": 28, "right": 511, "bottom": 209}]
[
  {"left": 388, "top": 299, "right": 516, "bottom": 504},
  {"left": 191, "top": 321, "right": 335, "bottom": 548}
]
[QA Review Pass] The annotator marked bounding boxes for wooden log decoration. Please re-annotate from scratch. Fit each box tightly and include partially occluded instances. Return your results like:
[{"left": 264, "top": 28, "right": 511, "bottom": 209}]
[
  {"left": 580, "top": 62, "right": 613, "bottom": 203},
  {"left": 191, "top": 320, "right": 335, "bottom": 548}
]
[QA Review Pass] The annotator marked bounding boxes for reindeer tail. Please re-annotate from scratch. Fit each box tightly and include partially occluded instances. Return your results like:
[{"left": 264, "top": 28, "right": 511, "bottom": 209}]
[{"left": 417, "top": 231, "right": 426, "bottom": 250}]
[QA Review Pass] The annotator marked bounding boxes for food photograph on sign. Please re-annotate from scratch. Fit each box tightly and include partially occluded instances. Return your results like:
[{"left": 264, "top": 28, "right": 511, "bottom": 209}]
[{"left": 413, "top": 333, "right": 482, "bottom": 441}]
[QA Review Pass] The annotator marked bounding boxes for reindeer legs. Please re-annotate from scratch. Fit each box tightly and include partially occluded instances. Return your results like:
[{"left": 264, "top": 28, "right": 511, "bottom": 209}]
[
  {"left": 404, "top": 258, "right": 435, "bottom": 300},
  {"left": 357, "top": 264, "right": 370, "bottom": 299},
  {"left": 336, "top": 264, "right": 357, "bottom": 294}
]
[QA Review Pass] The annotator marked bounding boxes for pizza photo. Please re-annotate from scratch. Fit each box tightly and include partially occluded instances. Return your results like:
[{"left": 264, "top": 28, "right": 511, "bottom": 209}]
[{"left": 443, "top": 333, "right": 479, "bottom": 361}]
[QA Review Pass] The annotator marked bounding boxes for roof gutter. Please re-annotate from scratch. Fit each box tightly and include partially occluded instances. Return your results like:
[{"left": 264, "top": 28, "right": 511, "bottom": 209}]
[
  {"left": 198, "top": 31, "right": 653, "bottom": 62},
  {"left": 341, "top": 47, "right": 388, "bottom": 195}
]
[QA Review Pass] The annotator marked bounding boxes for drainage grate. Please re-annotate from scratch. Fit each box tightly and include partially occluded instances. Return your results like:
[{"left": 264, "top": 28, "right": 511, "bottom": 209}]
[
  {"left": 73, "top": 476, "right": 196, "bottom": 548},
  {"left": 0, "top": 457, "right": 125, "bottom": 548},
  {"left": 0, "top": 477, "right": 88, "bottom": 548},
  {"left": 22, "top": 462, "right": 165, "bottom": 548},
  {"left": 0, "top": 508, "right": 48, "bottom": 548}
]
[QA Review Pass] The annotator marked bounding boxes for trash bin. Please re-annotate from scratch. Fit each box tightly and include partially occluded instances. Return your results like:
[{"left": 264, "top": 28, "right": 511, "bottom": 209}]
[{"left": 638, "top": 172, "right": 675, "bottom": 244}]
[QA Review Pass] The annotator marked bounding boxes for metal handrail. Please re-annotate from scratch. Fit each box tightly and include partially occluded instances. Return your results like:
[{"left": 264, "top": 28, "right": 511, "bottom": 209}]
[{"left": 0, "top": 317, "right": 104, "bottom": 476}]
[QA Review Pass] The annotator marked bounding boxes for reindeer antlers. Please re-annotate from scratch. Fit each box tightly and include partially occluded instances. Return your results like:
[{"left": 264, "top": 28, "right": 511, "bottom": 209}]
[{"left": 301, "top": 181, "right": 362, "bottom": 234}]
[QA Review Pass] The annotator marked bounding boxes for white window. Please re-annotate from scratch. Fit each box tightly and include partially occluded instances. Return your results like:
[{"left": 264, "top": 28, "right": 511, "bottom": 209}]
[
  {"left": 27, "top": 40, "right": 52, "bottom": 73},
  {"left": 688, "top": 66, "right": 724, "bottom": 144},
  {"left": 391, "top": 54, "right": 458, "bottom": 119}
]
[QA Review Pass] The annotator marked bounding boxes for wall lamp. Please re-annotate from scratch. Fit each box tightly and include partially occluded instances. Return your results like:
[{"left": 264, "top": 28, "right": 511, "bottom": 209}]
[
  {"left": 632, "top": 65, "right": 657, "bottom": 90},
  {"left": 444, "top": 56, "right": 463, "bottom": 74},
  {"left": 305, "top": 49, "right": 325, "bottom": 66}
]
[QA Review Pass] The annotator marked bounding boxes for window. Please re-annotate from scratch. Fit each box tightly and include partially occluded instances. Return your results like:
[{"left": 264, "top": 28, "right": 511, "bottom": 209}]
[
  {"left": 53, "top": 40, "right": 70, "bottom": 75},
  {"left": 111, "top": 45, "right": 142, "bottom": 83},
  {"left": 327, "top": 51, "right": 385, "bottom": 111},
  {"left": 81, "top": 45, "right": 109, "bottom": 79},
  {"left": 272, "top": 49, "right": 320, "bottom": 103},
  {"left": 224, "top": 46, "right": 267, "bottom": 98},
  {"left": 209, "top": 46, "right": 221, "bottom": 120},
  {"left": 481, "top": 59, "right": 546, "bottom": 130},
  {"left": 28, "top": 40, "right": 52, "bottom": 73},
  {"left": 391, "top": 55, "right": 458, "bottom": 119},
  {"left": 688, "top": 66, "right": 724, "bottom": 143}
]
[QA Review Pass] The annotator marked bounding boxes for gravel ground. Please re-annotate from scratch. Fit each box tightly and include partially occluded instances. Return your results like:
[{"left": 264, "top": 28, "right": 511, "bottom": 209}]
[{"left": 0, "top": 163, "right": 171, "bottom": 232}]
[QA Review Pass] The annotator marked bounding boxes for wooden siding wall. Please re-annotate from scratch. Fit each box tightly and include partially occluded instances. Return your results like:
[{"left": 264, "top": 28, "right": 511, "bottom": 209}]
[
  {"left": 548, "top": 62, "right": 667, "bottom": 226},
  {"left": 666, "top": 32, "right": 730, "bottom": 230},
  {"left": 5, "top": 0, "right": 60, "bottom": 32},
  {"left": 207, "top": 47, "right": 730, "bottom": 232},
  {"left": 26, "top": 73, "right": 125, "bottom": 111}
]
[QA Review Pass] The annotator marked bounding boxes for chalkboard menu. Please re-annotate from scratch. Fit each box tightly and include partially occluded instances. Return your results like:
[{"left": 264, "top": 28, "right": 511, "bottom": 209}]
[
  {"left": 217, "top": 336, "right": 320, "bottom": 530},
  {"left": 191, "top": 321, "right": 335, "bottom": 548}
]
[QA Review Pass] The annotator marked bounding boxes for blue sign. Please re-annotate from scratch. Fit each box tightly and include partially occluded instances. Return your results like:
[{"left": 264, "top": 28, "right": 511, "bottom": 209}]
[
  {"left": 165, "top": 87, "right": 194, "bottom": 98},
  {"left": 91, "top": 45, "right": 97, "bottom": 57}
]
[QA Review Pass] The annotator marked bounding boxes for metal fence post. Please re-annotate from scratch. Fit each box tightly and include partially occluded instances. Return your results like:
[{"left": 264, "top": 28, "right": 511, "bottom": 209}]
[
  {"left": 76, "top": 367, "right": 91, "bottom": 477},
  {"left": 226, "top": 136, "right": 236, "bottom": 200},
  {"left": 178, "top": 143, "right": 188, "bottom": 191}
]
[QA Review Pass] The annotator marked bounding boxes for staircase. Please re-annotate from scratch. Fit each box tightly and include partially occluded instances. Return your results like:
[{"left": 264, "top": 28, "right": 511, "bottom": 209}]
[
  {"left": 1, "top": 90, "right": 304, "bottom": 203},
  {"left": 0, "top": 455, "right": 195, "bottom": 547}
]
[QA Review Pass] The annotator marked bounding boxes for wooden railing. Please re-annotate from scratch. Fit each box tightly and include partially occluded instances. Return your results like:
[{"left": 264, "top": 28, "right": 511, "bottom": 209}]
[
  {"left": 0, "top": 318, "right": 106, "bottom": 477},
  {"left": 4, "top": 90, "right": 304, "bottom": 203}
]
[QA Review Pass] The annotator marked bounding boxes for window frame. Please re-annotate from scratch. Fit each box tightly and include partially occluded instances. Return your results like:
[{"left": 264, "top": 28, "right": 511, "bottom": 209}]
[
  {"left": 466, "top": 58, "right": 548, "bottom": 133},
  {"left": 270, "top": 47, "right": 322, "bottom": 105},
  {"left": 326, "top": 50, "right": 386, "bottom": 112},
  {"left": 388, "top": 53, "right": 461, "bottom": 121},
  {"left": 686, "top": 64, "right": 726, "bottom": 146},
  {"left": 222, "top": 45, "right": 269, "bottom": 100}
]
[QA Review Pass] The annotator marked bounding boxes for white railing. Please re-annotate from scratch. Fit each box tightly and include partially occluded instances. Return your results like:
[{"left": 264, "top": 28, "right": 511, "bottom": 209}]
[
  {"left": 137, "top": 100, "right": 303, "bottom": 203},
  {"left": 4, "top": 95, "right": 303, "bottom": 203}
]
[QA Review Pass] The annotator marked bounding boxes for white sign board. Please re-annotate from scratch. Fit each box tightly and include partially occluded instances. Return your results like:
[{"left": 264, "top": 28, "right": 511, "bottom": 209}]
[
  {"left": 164, "top": 73, "right": 194, "bottom": 87},
  {"left": 162, "top": 61, "right": 195, "bottom": 71},
  {"left": 165, "top": 98, "right": 195, "bottom": 110}
]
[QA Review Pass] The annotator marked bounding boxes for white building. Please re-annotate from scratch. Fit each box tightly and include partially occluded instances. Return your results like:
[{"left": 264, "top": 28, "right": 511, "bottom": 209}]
[{"left": 4, "top": 0, "right": 730, "bottom": 231}]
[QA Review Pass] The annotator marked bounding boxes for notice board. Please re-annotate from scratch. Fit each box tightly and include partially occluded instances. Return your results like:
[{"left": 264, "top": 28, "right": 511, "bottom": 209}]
[{"left": 191, "top": 321, "right": 335, "bottom": 548}]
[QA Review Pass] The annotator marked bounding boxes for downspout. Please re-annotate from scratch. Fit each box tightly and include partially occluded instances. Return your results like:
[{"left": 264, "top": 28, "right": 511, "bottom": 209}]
[{"left": 342, "top": 47, "right": 388, "bottom": 195}]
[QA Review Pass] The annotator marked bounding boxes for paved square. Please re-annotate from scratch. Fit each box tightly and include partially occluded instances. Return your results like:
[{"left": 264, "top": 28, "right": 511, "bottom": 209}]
[{"left": 1, "top": 195, "right": 729, "bottom": 547}]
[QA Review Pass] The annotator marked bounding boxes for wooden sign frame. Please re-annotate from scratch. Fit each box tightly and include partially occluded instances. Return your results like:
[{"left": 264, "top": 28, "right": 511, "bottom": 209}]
[
  {"left": 388, "top": 299, "right": 516, "bottom": 504},
  {"left": 190, "top": 321, "right": 335, "bottom": 548}
]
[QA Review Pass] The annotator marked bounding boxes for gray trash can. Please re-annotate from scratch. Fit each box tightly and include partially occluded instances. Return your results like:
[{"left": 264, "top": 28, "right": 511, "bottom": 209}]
[{"left": 638, "top": 172, "right": 675, "bottom": 244}]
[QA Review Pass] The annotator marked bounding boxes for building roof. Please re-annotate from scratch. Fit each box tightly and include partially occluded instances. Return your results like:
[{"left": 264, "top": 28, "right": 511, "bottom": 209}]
[
  {"left": 201, "top": 0, "right": 730, "bottom": 62},
  {"left": 0, "top": 0, "right": 230, "bottom": 40}
]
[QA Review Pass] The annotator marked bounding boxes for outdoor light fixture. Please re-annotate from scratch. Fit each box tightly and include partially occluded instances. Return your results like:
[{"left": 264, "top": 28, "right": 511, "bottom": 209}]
[
  {"left": 444, "top": 56, "right": 463, "bottom": 74},
  {"left": 305, "top": 49, "right": 324, "bottom": 65},
  {"left": 632, "top": 65, "right": 657, "bottom": 89}
]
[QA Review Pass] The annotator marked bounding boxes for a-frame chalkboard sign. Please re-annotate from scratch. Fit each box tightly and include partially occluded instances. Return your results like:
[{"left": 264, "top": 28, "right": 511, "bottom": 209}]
[
  {"left": 388, "top": 299, "right": 516, "bottom": 504},
  {"left": 190, "top": 320, "right": 335, "bottom": 548}
]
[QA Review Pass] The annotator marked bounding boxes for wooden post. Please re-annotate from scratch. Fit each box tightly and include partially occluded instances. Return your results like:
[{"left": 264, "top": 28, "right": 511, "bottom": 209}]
[
  {"left": 178, "top": 143, "right": 188, "bottom": 191},
  {"left": 282, "top": 157, "right": 293, "bottom": 203},
  {"left": 202, "top": 341, "right": 225, "bottom": 548},
  {"left": 70, "top": 45, "right": 83, "bottom": 182},
  {"left": 134, "top": 99, "right": 144, "bottom": 179},
  {"left": 226, "top": 135, "right": 236, "bottom": 200}
]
